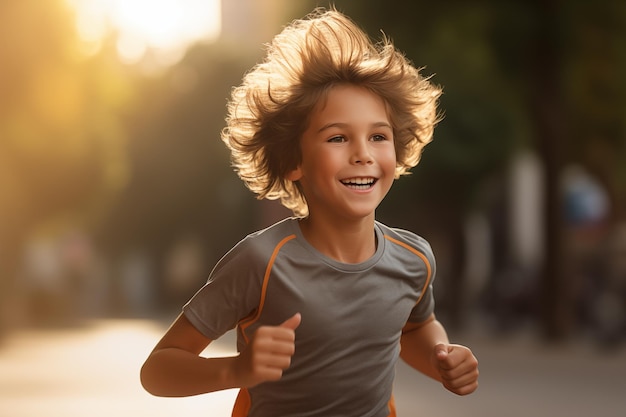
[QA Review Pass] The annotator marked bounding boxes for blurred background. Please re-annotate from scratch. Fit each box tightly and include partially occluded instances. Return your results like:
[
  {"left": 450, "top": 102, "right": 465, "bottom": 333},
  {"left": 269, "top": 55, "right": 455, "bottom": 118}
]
[{"left": 1, "top": 0, "right": 625, "bottom": 416}]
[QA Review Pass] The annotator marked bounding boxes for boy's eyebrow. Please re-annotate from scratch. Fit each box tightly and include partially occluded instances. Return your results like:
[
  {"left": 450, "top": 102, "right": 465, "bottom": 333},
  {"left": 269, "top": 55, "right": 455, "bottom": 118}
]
[{"left": 317, "top": 121, "right": 393, "bottom": 132}]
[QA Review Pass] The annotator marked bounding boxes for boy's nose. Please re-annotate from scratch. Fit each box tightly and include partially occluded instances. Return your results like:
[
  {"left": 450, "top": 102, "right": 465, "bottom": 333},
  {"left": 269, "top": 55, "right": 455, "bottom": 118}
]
[{"left": 350, "top": 140, "right": 373, "bottom": 165}]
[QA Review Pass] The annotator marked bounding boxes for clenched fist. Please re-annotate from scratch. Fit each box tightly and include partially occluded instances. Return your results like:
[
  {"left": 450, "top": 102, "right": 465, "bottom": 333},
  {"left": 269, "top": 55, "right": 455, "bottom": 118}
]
[
  {"left": 432, "top": 343, "right": 479, "bottom": 395},
  {"left": 234, "top": 313, "right": 301, "bottom": 388}
]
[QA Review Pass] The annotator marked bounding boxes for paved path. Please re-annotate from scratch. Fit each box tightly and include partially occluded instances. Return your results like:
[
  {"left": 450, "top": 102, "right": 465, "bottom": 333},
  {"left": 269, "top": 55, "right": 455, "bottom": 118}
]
[{"left": 0, "top": 319, "right": 624, "bottom": 416}]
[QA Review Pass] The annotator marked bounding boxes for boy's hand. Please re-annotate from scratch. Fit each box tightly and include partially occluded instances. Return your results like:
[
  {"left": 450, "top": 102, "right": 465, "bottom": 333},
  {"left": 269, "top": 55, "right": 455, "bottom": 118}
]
[
  {"left": 234, "top": 313, "right": 301, "bottom": 388},
  {"left": 432, "top": 343, "right": 479, "bottom": 395}
]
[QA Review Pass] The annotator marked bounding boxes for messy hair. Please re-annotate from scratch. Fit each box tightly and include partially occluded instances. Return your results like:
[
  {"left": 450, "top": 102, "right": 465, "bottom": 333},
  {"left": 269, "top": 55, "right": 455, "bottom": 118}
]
[{"left": 221, "top": 8, "right": 442, "bottom": 217}]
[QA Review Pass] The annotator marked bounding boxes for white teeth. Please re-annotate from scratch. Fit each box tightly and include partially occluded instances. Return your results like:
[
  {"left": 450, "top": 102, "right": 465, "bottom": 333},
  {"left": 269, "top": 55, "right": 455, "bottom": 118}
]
[
  {"left": 342, "top": 177, "right": 374, "bottom": 185},
  {"left": 341, "top": 177, "right": 376, "bottom": 189}
]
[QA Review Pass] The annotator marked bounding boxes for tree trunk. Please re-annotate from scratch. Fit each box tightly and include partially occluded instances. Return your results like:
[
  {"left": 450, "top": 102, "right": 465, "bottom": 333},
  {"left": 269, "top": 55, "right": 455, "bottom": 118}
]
[{"left": 530, "top": 0, "right": 570, "bottom": 340}]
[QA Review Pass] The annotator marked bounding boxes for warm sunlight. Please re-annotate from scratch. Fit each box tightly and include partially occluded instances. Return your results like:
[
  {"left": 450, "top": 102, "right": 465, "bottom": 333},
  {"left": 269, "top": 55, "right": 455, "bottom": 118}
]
[{"left": 67, "top": 0, "right": 221, "bottom": 68}]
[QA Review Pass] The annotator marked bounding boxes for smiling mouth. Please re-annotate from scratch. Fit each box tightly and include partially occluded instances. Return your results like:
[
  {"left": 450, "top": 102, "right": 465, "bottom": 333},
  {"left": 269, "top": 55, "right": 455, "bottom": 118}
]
[{"left": 340, "top": 177, "right": 377, "bottom": 190}]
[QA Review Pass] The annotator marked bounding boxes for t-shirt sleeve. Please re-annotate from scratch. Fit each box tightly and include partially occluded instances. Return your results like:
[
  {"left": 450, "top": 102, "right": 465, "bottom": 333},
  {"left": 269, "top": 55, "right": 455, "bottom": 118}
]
[
  {"left": 398, "top": 230, "right": 437, "bottom": 323},
  {"left": 407, "top": 280, "right": 435, "bottom": 323},
  {"left": 183, "top": 237, "right": 264, "bottom": 340}
]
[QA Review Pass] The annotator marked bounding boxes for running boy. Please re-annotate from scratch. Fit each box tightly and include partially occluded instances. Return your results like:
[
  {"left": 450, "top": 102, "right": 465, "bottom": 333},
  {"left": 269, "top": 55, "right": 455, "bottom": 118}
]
[{"left": 141, "top": 8, "right": 479, "bottom": 417}]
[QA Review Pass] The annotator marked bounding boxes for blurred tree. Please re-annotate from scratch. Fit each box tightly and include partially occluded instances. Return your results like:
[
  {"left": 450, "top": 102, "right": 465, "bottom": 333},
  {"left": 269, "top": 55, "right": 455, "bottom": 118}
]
[
  {"left": 0, "top": 0, "right": 133, "bottom": 329},
  {"left": 561, "top": 0, "right": 626, "bottom": 220},
  {"left": 526, "top": 0, "right": 569, "bottom": 339},
  {"left": 529, "top": 0, "right": 626, "bottom": 339}
]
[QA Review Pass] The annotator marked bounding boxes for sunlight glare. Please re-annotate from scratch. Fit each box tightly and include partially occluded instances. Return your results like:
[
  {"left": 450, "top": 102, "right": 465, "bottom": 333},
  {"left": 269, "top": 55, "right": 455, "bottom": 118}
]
[{"left": 67, "top": 0, "right": 221, "bottom": 68}]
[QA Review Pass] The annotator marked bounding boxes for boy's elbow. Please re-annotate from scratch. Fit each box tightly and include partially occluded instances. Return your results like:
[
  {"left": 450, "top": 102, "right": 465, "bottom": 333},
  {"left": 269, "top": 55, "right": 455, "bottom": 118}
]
[
  {"left": 140, "top": 361, "right": 155, "bottom": 395},
  {"left": 140, "top": 359, "right": 165, "bottom": 397}
]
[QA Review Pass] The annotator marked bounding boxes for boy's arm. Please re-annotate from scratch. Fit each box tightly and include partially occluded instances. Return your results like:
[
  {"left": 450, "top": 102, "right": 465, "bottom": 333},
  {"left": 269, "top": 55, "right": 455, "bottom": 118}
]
[
  {"left": 140, "top": 312, "right": 300, "bottom": 397},
  {"left": 400, "top": 313, "right": 479, "bottom": 395}
]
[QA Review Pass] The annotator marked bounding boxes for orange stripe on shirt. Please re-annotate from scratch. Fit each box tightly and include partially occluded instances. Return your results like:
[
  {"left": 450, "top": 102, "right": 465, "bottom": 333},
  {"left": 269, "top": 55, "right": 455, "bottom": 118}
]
[
  {"left": 231, "top": 388, "right": 251, "bottom": 417},
  {"left": 387, "top": 394, "right": 397, "bottom": 417},
  {"left": 383, "top": 235, "right": 433, "bottom": 306},
  {"left": 238, "top": 234, "right": 297, "bottom": 344}
]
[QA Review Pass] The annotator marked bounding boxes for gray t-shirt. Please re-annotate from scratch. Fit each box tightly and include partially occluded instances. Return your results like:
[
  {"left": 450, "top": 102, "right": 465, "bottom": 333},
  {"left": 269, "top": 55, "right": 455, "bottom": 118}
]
[{"left": 184, "top": 217, "right": 436, "bottom": 417}]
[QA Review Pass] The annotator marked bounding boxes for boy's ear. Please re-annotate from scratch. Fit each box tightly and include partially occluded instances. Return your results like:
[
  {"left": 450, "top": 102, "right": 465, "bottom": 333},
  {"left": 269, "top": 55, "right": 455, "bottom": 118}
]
[{"left": 285, "top": 166, "right": 302, "bottom": 182}]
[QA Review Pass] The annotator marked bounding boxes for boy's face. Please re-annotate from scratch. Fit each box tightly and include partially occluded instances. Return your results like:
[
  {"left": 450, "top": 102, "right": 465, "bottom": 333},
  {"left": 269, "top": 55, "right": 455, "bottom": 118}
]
[{"left": 287, "top": 84, "right": 396, "bottom": 221}]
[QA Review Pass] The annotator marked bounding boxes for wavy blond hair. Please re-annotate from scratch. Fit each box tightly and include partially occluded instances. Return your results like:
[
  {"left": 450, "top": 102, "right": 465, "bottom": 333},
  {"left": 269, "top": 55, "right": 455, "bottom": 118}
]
[{"left": 222, "top": 8, "right": 441, "bottom": 216}]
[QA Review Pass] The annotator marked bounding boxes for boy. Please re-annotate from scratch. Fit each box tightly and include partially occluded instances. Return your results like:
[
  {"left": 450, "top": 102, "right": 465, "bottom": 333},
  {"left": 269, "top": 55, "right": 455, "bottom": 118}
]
[{"left": 141, "top": 8, "right": 479, "bottom": 417}]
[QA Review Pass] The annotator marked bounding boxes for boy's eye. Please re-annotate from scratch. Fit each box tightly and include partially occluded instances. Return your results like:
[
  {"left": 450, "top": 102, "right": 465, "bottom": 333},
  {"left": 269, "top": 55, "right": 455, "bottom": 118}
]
[
  {"left": 327, "top": 135, "right": 345, "bottom": 143},
  {"left": 371, "top": 134, "right": 387, "bottom": 141}
]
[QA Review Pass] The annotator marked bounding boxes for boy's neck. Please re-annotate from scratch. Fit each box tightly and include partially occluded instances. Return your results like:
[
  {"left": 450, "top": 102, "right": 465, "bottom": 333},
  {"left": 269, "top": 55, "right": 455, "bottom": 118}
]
[{"left": 298, "top": 214, "right": 377, "bottom": 264}]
